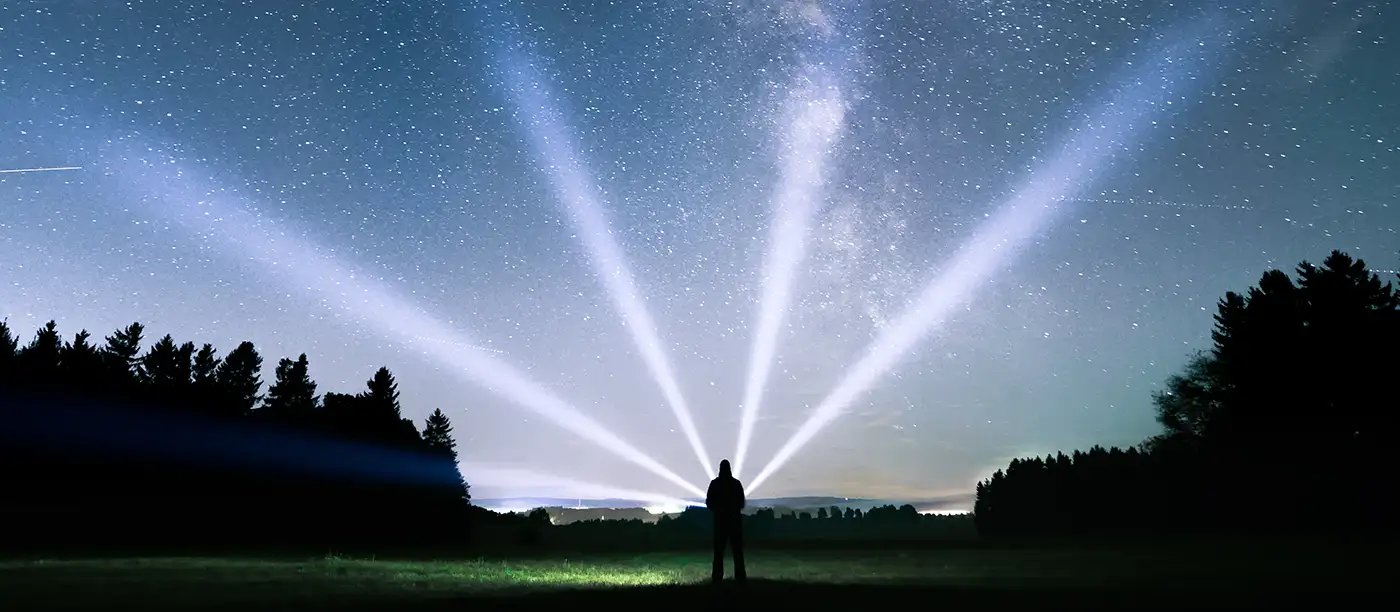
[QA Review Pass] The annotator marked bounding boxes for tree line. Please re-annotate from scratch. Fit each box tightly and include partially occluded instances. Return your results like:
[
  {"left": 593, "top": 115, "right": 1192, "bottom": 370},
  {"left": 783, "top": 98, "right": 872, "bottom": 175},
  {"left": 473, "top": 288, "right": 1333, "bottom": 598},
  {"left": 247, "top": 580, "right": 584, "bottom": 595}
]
[
  {"left": 472, "top": 503, "right": 975, "bottom": 552},
  {"left": 974, "top": 250, "right": 1398, "bottom": 536},
  {"left": 0, "top": 321, "right": 471, "bottom": 554},
  {"left": 8, "top": 249, "right": 1387, "bottom": 555}
]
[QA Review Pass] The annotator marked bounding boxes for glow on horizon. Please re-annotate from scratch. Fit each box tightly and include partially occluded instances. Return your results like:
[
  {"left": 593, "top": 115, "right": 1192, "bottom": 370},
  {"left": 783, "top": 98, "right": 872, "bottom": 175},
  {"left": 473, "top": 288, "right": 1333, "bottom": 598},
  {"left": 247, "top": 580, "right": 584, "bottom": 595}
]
[
  {"left": 463, "top": 464, "right": 695, "bottom": 508},
  {"left": 735, "top": 68, "right": 847, "bottom": 479},
  {"left": 747, "top": 18, "right": 1229, "bottom": 495},
  {"left": 105, "top": 142, "right": 705, "bottom": 499},
  {"left": 494, "top": 41, "right": 714, "bottom": 483}
]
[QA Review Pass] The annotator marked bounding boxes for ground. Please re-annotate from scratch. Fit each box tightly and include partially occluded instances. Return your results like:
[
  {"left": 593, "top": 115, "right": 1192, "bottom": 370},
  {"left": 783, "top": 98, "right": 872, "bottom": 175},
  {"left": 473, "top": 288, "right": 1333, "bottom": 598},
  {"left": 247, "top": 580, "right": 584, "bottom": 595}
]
[{"left": 1, "top": 541, "right": 1386, "bottom": 610}]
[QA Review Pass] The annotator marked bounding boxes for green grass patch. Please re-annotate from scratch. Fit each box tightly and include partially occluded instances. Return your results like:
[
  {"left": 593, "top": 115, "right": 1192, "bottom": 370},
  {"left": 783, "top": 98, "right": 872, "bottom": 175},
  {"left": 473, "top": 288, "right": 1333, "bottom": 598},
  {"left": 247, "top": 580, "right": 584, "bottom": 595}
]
[{"left": 0, "top": 543, "right": 1384, "bottom": 611}]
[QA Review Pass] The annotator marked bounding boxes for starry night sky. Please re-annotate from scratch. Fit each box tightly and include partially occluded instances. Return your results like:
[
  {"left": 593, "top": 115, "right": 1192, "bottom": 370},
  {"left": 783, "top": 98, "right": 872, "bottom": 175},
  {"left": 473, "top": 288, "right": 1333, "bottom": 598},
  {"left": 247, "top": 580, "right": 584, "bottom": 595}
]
[{"left": 2, "top": 0, "right": 1396, "bottom": 504}]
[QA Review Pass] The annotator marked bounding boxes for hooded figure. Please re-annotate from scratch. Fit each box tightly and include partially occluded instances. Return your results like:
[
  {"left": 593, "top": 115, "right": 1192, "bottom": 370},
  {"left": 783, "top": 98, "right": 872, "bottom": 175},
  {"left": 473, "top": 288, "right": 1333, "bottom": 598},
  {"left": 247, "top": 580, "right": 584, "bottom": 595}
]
[{"left": 705, "top": 459, "right": 746, "bottom": 584}]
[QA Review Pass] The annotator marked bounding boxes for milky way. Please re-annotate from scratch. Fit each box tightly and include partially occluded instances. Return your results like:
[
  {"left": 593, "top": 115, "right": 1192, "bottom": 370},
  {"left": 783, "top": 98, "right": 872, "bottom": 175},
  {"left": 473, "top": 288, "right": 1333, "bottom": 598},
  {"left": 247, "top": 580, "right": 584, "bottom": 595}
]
[{"left": 2, "top": 0, "right": 1396, "bottom": 502}]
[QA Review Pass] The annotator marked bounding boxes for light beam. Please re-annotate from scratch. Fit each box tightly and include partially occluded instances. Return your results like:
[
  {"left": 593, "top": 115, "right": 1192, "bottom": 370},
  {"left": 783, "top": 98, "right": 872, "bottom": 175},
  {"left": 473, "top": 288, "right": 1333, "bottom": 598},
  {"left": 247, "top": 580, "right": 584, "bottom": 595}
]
[
  {"left": 104, "top": 143, "right": 705, "bottom": 499},
  {"left": 464, "top": 463, "right": 698, "bottom": 508},
  {"left": 0, "top": 166, "right": 82, "bottom": 174},
  {"left": 735, "top": 69, "right": 847, "bottom": 478},
  {"left": 748, "top": 19, "right": 1229, "bottom": 494},
  {"left": 493, "top": 41, "right": 714, "bottom": 481}
]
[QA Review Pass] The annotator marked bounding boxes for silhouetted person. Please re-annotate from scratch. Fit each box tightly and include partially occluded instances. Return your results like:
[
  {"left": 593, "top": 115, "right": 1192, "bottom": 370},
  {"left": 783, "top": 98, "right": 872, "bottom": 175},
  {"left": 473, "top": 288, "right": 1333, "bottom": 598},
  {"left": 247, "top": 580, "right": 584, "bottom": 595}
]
[{"left": 706, "top": 459, "right": 746, "bottom": 584}]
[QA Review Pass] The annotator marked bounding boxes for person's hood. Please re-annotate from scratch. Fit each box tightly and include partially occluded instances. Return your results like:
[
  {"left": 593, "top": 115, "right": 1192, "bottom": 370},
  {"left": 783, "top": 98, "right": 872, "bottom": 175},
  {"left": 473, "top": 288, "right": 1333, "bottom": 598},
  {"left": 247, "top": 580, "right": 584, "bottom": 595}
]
[{"left": 718, "top": 460, "right": 732, "bottom": 478}]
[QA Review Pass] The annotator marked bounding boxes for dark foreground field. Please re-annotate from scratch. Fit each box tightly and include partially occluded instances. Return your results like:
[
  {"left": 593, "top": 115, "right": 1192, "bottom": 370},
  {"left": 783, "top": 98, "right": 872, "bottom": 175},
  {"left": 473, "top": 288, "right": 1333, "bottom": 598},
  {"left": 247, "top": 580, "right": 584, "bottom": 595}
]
[{"left": 1, "top": 540, "right": 1389, "bottom": 610}]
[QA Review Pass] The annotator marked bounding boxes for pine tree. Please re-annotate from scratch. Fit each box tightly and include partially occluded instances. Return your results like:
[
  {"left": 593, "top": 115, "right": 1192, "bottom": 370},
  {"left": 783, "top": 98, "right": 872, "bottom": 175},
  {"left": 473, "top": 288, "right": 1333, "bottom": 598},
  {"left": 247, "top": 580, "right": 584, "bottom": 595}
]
[
  {"left": 263, "top": 353, "right": 318, "bottom": 419},
  {"left": 190, "top": 343, "right": 221, "bottom": 409},
  {"left": 421, "top": 408, "right": 457, "bottom": 456},
  {"left": 0, "top": 320, "right": 17, "bottom": 386},
  {"left": 363, "top": 367, "right": 425, "bottom": 449},
  {"left": 215, "top": 341, "right": 263, "bottom": 417},
  {"left": 364, "top": 367, "right": 401, "bottom": 419},
  {"left": 100, "top": 322, "right": 145, "bottom": 396},
  {"left": 60, "top": 330, "right": 103, "bottom": 394},
  {"left": 19, "top": 321, "right": 63, "bottom": 387},
  {"left": 421, "top": 408, "right": 470, "bottom": 504},
  {"left": 141, "top": 335, "right": 195, "bottom": 405},
  {"left": 321, "top": 391, "right": 360, "bottom": 422},
  {"left": 177, "top": 341, "right": 195, "bottom": 390}
]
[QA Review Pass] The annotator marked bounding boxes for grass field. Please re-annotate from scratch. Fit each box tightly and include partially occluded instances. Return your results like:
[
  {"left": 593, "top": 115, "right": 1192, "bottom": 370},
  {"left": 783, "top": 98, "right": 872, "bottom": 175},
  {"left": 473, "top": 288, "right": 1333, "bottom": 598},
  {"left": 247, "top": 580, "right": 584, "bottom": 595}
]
[{"left": 0, "top": 542, "right": 1386, "bottom": 610}]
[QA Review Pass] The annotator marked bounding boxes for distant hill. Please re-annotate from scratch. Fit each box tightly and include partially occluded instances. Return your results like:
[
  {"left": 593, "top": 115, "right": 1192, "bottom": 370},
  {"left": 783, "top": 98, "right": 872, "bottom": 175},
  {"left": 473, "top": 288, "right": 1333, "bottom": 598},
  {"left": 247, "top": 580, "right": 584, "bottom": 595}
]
[{"left": 474, "top": 493, "right": 973, "bottom": 525}]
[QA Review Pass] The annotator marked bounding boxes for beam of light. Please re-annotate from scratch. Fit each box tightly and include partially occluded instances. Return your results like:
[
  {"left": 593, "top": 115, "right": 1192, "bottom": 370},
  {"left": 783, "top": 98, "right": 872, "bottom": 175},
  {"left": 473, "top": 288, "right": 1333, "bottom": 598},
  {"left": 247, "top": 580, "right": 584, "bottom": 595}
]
[
  {"left": 492, "top": 40, "right": 713, "bottom": 482},
  {"left": 101, "top": 143, "right": 704, "bottom": 499},
  {"left": 0, "top": 166, "right": 83, "bottom": 174},
  {"left": 463, "top": 463, "right": 696, "bottom": 509},
  {"left": 748, "top": 18, "right": 1230, "bottom": 495},
  {"left": 735, "top": 69, "right": 847, "bottom": 478},
  {"left": 3, "top": 392, "right": 467, "bottom": 488}
]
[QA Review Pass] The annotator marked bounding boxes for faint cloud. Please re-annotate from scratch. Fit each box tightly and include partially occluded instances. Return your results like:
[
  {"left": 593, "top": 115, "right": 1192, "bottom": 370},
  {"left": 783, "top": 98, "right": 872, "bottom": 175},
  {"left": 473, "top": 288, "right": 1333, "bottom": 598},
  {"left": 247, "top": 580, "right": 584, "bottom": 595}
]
[
  {"left": 825, "top": 475, "right": 964, "bottom": 501},
  {"left": 863, "top": 408, "right": 902, "bottom": 428},
  {"left": 1287, "top": 5, "right": 1370, "bottom": 86},
  {"left": 721, "top": 0, "right": 838, "bottom": 38},
  {"left": 782, "top": 0, "right": 835, "bottom": 37},
  {"left": 911, "top": 492, "right": 977, "bottom": 513}
]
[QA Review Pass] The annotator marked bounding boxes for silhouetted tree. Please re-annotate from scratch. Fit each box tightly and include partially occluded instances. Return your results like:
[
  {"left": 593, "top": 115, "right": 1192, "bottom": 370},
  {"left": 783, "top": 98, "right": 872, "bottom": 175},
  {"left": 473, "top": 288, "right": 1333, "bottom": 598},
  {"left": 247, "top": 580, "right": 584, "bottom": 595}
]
[
  {"left": 190, "top": 343, "right": 221, "bottom": 409},
  {"left": 141, "top": 334, "right": 195, "bottom": 407},
  {"left": 975, "top": 250, "right": 1400, "bottom": 536},
  {"left": 262, "top": 353, "right": 318, "bottom": 422},
  {"left": 0, "top": 320, "right": 17, "bottom": 386},
  {"left": 17, "top": 320, "right": 62, "bottom": 388},
  {"left": 60, "top": 330, "right": 104, "bottom": 394},
  {"left": 1151, "top": 351, "right": 1221, "bottom": 440},
  {"left": 100, "top": 322, "right": 145, "bottom": 397},
  {"left": 321, "top": 391, "right": 362, "bottom": 427},
  {"left": 0, "top": 315, "right": 492, "bottom": 555},
  {"left": 422, "top": 408, "right": 471, "bottom": 504},
  {"left": 422, "top": 409, "right": 456, "bottom": 454},
  {"left": 360, "top": 367, "right": 421, "bottom": 448},
  {"left": 364, "top": 367, "right": 402, "bottom": 419},
  {"left": 214, "top": 341, "right": 262, "bottom": 418}
]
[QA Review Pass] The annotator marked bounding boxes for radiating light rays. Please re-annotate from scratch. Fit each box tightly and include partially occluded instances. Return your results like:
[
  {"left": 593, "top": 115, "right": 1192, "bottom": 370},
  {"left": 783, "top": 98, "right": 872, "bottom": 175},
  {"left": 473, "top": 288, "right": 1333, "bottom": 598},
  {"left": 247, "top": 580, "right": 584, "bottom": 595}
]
[
  {"left": 464, "top": 463, "right": 698, "bottom": 508},
  {"left": 491, "top": 39, "right": 713, "bottom": 482},
  {"left": 103, "top": 143, "right": 704, "bottom": 499},
  {"left": 735, "top": 68, "right": 847, "bottom": 478},
  {"left": 0, "top": 166, "right": 82, "bottom": 174},
  {"left": 747, "top": 19, "right": 1228, "bottom": 494}
]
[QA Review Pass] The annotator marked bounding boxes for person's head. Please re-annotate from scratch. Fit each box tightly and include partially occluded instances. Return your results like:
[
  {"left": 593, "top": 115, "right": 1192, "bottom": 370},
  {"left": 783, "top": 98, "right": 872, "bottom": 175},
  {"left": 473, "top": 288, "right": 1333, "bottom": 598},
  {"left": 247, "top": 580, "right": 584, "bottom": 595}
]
[{"left": 718, "top": 459, "right": 732, "bottom": 478}]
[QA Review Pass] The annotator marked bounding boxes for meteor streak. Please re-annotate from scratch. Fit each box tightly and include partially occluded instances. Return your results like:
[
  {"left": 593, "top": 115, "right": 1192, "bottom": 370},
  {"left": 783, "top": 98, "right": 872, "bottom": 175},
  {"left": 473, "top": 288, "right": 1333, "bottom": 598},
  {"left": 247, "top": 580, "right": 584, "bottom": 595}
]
[
  {"left": 1054, "top": 196, "right": 1253, "bottom": 211},
  {"left": 493, "top": 38, "right": 713, "bottom": 481},
  {"left": 748, "top": 19, "right": 1228, "bottom": 494},
  {"left": 106, "top": 146, "right": 705, "bottom": 499},
  {"left": 0, "top": 166, "right": 82, "bottom": 174},
  {"left": 409, "top": 335, "right": 508, "bottom": 355},
  {"left": 735, "top": 70, "right": 847, "bottom": 478}
]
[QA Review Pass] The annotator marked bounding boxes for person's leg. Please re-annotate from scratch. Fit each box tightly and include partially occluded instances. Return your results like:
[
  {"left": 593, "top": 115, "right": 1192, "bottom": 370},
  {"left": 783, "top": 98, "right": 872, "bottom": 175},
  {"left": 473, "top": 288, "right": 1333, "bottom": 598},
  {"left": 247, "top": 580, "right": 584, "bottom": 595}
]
[
  {"left": 732, "top": 519, "right": 746, "bottom": 583},
  {"left": 712, "top": 522, "right": 726, "bottom": 584}
]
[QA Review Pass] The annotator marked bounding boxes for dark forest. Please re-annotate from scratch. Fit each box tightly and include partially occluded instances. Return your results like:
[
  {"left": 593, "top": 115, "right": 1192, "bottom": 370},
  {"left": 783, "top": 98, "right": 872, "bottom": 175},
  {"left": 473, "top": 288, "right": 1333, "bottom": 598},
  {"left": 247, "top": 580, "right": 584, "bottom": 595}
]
[
  {"left": 2, "top": 250, "right": 1395, "bottom": 557},
  {"left": 975, "top": 250, "right": 1397, "bottom": 536}
]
